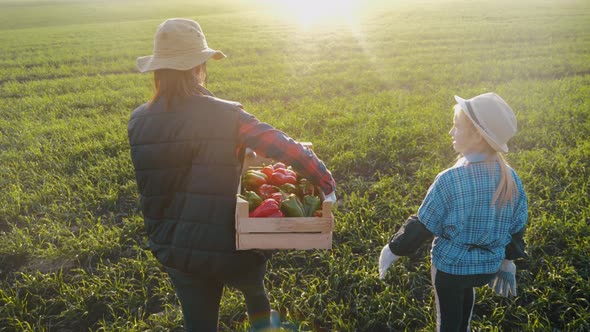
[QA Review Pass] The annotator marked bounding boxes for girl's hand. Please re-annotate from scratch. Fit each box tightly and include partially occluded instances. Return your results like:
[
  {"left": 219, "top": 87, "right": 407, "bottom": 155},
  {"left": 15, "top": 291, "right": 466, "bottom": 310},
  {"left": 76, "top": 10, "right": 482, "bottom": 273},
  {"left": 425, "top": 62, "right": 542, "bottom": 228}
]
[
  {"left": 488, "top": 259, "right": 517, "bottom": 297},
  {"left": 378, "top": 245, "right": 400, "bottom": 279}
]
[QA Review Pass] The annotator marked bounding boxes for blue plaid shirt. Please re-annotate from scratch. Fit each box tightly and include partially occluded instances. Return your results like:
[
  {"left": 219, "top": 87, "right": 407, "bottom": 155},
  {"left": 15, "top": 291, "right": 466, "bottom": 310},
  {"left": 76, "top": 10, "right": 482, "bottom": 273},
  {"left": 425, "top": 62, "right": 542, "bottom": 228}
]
[{"left": 418, "top": 153, "right": 528, "bottom": 275}]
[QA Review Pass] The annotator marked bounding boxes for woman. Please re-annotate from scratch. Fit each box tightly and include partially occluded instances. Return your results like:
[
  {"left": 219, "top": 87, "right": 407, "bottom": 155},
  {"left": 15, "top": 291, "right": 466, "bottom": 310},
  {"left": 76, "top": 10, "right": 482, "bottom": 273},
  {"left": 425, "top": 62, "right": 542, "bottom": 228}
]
[
  {"left": 128, "top": 18, "right": 336, "bottom": 331},
  {"left": 378, "top": 92, "right": 528, "bottom": 331}
]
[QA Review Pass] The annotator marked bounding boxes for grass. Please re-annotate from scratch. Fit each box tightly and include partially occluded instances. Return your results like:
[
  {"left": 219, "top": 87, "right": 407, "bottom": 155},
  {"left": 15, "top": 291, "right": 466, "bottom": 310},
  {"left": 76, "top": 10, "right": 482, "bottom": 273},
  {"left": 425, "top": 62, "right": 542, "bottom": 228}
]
[{"left": 0, "top": 0, "right": 589, "bottom": 330}]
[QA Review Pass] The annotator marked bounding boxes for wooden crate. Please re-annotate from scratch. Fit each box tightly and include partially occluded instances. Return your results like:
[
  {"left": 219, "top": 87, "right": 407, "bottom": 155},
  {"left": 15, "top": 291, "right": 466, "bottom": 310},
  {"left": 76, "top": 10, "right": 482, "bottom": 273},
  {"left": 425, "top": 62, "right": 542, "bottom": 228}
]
[{"left": 235, "top": 143, "right": 334, "bottom": 250}]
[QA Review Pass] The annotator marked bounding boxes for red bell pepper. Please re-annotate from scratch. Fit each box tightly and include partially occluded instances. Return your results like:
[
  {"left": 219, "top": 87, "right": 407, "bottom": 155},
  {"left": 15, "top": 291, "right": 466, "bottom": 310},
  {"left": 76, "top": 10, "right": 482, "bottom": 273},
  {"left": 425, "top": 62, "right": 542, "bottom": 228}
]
[
  {"left": 270, "top": 191, "right": 285, "bottom": 203},
  {"left": 273, "top": 162, "right": 286, "bottom": 169},
  {"left": 257, "top": 184, "right": 279, "bottom": 199},
  {"left": 270, "top": 168, "right": 297, "bottom": 186},
  {"left": 266, "top": 210, "right": 285, "bottom": 218},
  {"left": 249, "top": 198, "right": 281, "bottom": 218},
  {"left": 260, "top": 165, "right": 274, "bottom": 178},
  {"left": 273, "top": 167, "right": 296, "bottom": 176}
]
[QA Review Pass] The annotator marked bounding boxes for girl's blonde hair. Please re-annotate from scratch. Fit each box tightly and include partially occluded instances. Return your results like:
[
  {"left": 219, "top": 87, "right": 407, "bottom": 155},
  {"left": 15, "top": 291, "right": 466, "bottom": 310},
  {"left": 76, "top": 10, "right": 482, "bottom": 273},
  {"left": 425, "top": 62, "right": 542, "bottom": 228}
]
[
  {"left": 493, "top": 152, "right": 517, "bottom": 207},
  {"left": 454, "top": 106, "right": 517, "bottom": 207},
  {"left": 150, "top": 63, "right": 207, "bottom": 109}
]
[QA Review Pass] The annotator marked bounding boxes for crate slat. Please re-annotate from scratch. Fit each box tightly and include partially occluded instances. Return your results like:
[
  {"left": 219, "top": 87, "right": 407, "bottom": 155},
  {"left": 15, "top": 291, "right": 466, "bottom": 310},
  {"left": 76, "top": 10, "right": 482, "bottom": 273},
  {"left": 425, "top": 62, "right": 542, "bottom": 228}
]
[
  {"left": 238, "top": 217, "right": 333, "bottom": 233},
  {"left": 237, "top": 233, "right": 332, "bottom": 250}
]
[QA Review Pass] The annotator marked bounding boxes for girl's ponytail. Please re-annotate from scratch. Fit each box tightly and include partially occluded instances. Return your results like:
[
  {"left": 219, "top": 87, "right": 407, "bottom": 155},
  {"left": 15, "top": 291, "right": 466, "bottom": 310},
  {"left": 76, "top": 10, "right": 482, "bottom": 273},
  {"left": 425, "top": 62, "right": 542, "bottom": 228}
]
[{"left": 492, "top": 153, "right": 517, "bottom": 207}]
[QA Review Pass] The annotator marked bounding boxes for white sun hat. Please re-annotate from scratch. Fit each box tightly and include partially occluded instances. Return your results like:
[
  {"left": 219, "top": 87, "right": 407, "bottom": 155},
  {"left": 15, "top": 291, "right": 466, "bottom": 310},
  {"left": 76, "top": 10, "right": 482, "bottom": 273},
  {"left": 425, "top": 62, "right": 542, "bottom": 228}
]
[
  {"left": 136, "top": 18, "right": 226, "bottom": 73},
  {"left": 454, "top": 92, "right": 517, "bottom": 153}
]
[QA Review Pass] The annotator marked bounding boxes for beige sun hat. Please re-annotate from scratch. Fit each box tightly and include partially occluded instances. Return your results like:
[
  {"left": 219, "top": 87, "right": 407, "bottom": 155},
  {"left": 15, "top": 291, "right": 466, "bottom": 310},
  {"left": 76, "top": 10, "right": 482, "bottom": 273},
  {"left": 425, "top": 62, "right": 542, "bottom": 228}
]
[
  {"left": 136, "top": 18, "right": 226, "bottom": 73},
  {"left": 454, "top": 92, "right": 517, "bottom": 153}
]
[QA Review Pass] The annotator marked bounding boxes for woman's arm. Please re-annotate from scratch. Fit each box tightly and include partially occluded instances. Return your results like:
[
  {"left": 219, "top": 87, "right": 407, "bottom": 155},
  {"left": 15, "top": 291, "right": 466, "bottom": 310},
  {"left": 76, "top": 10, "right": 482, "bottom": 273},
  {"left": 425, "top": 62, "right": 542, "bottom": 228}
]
[{"left": 237, "top": 108, "right": 336, "bottom": 194}]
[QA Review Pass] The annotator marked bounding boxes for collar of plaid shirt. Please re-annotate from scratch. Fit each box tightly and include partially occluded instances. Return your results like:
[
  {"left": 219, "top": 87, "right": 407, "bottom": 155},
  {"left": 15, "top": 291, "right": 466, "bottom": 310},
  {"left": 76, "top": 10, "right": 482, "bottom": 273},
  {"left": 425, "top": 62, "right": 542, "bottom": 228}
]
[{"left": 463, "top": 152, "right": 494, "bottom": 163}]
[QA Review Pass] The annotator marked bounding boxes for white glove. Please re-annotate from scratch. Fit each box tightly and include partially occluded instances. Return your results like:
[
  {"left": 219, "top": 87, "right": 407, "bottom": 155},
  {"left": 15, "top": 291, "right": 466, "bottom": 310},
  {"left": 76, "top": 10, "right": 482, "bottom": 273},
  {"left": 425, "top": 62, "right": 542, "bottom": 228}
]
[
  {"left": 488, "top": 259, "right": 517, "bottom": 297},
  {"left": 325, "top": 191, "right": 337, "bottom": 205},
  {"left": 378, "top": 244, "right": 400, "bottom": 279}
]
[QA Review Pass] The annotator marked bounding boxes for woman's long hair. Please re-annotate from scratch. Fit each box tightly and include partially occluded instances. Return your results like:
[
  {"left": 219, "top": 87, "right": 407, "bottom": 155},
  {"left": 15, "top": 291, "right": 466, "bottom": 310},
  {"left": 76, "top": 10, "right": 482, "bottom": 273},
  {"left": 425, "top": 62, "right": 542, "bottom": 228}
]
[
  {"left": 150, "top": 63, "right": 207, "bottom": 110},
  {"left": 455, "top": 106, "right": 517, "bottom": 207}
]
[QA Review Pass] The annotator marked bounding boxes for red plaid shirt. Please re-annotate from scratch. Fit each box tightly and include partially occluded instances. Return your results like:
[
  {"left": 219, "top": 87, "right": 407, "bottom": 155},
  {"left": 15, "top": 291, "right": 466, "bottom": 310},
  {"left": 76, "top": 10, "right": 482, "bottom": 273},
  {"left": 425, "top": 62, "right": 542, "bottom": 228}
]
[{"left": 237, "top": 108, "right": 336, "bottom": 195}]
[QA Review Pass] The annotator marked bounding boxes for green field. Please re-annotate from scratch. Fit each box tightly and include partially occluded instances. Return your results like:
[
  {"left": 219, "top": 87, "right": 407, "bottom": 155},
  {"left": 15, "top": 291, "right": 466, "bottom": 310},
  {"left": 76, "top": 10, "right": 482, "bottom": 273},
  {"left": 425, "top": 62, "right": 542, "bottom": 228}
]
[{"left": 1, "top": 0, "right": 589, "bottom": 330}]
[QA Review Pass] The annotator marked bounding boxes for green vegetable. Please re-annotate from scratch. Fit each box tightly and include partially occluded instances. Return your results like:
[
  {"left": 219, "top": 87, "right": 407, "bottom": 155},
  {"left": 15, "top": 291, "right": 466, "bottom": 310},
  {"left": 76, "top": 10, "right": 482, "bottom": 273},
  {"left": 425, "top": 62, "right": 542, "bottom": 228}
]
[
  {"left": 303, "top": 195, "right": 321, "bottom": 217},
  {"left": 280, "top": 194, "right": 305, "bottom": 217},
  {"left": 243, "top": 170, "right": 268, "bottom": 190},
  {"left": 239, "top": 191, "right": 263, "bottom": 211},
  {"left": 279, "top": 183, "right": 298, "bottom": 194}
]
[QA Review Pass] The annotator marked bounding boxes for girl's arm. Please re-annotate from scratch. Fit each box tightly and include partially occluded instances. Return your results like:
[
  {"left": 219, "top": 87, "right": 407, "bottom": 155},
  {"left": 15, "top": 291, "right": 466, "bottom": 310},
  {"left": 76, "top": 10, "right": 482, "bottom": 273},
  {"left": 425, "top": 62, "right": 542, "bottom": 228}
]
[
  {"left": 379, "top": 215, "right": 433, "bottom": 279},
  {"left": 388, "top": 215, "right": 433, "bottom": 256},
  {"left": 505, "top": 227, "right": 527, "bottom": 260},
  {"left": 507, "top": 173, "right": 528, "bottom": 260},
  {"left": 388, "top": 215, "right": 527, "bottom": 259}
]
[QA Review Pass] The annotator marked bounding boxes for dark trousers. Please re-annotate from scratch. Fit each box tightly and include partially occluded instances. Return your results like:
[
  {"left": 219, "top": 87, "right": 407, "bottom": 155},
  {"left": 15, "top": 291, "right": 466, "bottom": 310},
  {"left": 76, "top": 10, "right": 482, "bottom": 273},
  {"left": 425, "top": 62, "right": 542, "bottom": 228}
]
[
  {"left": 431, "top": 266, "right": 495, "bottom": 332},
  {"left": 167, "top": 262, "right": 271, "bottom": 332}
]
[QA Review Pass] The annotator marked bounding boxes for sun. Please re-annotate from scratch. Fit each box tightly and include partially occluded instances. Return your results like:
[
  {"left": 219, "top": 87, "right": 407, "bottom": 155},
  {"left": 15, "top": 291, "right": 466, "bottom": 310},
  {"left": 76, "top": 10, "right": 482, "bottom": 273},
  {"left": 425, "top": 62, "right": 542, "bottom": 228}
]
[{"left": 272, "top": 0, "right": 361, "bottom": 29}]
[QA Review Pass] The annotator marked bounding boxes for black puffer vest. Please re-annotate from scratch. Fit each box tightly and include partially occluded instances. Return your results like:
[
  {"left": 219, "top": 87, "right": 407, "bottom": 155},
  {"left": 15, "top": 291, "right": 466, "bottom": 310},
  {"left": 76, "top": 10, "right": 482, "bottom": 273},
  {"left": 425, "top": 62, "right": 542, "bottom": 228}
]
[{"left": 128, "top": 94, "right": 265, "bottom": 277}]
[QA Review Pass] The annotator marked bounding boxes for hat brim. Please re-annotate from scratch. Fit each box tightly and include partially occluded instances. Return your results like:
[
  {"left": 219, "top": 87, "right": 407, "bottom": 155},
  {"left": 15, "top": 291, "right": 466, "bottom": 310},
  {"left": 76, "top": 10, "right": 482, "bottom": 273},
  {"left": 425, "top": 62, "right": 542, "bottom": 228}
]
[
  {"left": 136, "top": 49, "right": 226, "bottom": 73},
  {"left": 454, "top": 95, "right": 509, "bottom": 153}
]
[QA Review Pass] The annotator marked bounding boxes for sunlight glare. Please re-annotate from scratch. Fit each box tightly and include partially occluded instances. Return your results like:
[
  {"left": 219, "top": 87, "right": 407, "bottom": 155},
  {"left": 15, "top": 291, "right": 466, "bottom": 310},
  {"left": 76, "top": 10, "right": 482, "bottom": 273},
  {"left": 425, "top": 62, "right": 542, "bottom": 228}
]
[{"left": 275, "top": 0, "right": 361, "bottom": 29}]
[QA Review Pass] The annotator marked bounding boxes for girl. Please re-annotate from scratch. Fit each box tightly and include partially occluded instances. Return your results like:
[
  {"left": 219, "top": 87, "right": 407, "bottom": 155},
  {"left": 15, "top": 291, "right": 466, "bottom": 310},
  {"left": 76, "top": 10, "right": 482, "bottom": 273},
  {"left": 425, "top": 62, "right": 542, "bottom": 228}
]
[
  {"left": 128, "top": 18, "right": 336, "bottom": 331},
  {"left": 378, "top": 92, "right": 528, "bottom": 331}
]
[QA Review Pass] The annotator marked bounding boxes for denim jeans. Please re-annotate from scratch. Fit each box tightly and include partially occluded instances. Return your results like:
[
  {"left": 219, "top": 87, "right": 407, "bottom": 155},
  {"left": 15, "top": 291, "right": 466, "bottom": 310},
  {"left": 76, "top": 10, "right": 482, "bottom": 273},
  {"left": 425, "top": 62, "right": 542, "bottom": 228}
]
[{"left": 167, "top": 262, "right": 271, "bottom": 332}]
